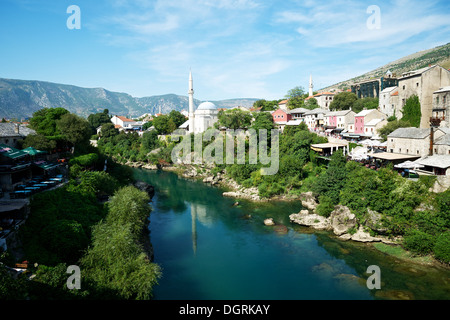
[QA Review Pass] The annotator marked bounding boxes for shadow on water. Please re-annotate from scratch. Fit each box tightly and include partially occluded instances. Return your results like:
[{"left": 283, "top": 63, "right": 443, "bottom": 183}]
[{"left": 134, "top": 168, "right": 450, "bottom": 300}]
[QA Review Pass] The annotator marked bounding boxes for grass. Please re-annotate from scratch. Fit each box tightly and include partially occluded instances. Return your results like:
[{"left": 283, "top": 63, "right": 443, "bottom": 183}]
[{"left": 372, "top": 242, "right": 435, "bottom": 265}]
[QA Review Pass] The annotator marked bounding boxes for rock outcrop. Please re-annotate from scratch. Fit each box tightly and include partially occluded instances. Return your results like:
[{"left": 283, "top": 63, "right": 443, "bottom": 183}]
[
  {"left": 290, "top": 205, "right": 397, "bottom": 244},
  {"left": 330, "top": 205, "right": 357, "bottom": 236},
  {"left": 133, "top": 180, "right": 155, "bottom": 199},
  {"left": 299, "top": 192, "right": 318, "bottom": 212}
]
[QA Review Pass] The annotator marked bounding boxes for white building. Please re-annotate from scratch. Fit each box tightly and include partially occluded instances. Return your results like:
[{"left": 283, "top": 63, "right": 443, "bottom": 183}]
[
  {"left": 193, "top": 102, "right": 219, "bottom": 134},
  {"left": 304, "top": 108, "right": 328, "bottom": 131},
  {"left": 379, "top": 86, "right": 399, "bottom": 118},
  {"left": 182, "top": 71, "right": 219, "bottom": 134}
]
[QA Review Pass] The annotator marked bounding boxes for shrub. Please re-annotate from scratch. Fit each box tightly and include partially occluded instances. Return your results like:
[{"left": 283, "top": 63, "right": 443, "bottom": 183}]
[
  {"left": 316, "top": 195, "right": 335, "bottom": 218},
  {"left": 434, "top": 231, "right": 450, "bottom": 263},
  {"left": 403, "top": 229, "right": 435, "bottom": 255}
]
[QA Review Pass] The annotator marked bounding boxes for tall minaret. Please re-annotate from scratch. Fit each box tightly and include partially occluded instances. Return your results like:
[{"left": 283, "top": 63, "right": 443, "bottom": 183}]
[
  {"left": 309, "top": 74, "right": 313, "bottom": 97},
  {"left": 188, "top": 70, "right": 195, "bottom": 134}
]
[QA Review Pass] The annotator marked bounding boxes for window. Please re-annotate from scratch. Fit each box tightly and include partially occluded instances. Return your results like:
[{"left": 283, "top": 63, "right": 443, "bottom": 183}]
[
  {"left": 406, "top": 149, "right": 409, "bottom": 153},
  {"left": 390, "top": 149, "right": 393, "bottom": 153},
  {"left": 399, "top": 148, "right": 401, "bottom": 152},
  {"left": 416, "top": 82, "right": 419, "bottom": 87},
  {"left": 417, "top": 150, "right": 419, "bottom": 154},
  {"left": 403, "top": 85, "right": 405, "bottom": 90}
]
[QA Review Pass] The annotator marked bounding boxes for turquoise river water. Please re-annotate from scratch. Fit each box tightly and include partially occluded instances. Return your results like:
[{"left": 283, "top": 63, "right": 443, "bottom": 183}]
[{"left": 133, "top": 168, "right": 450, "bottom": 300}]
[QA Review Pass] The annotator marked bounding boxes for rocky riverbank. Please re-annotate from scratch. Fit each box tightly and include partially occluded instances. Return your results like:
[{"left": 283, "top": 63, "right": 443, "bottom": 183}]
[
  {"left": 289, "top": 191, "right": 401, "bottom": 245},
  {"left": 126, "top": 161, "right": 401, "bottom": 245}
]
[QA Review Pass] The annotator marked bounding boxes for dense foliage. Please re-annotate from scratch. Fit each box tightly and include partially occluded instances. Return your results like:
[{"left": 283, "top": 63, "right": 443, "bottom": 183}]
[
  {"left": 401, "top": 95, "right": 421, "bottom": 127},
  {"left": 80, "top": 186, "right": 162, "bottom": 299}
]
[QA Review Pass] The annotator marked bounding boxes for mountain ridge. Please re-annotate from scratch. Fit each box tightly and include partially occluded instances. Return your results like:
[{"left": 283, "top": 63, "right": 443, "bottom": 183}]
[{"left": 0, "top": 77, "right": 259, "bottom": 120}]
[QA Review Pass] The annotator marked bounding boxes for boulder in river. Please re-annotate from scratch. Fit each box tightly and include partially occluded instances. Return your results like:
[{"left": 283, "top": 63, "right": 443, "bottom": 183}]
[{"left": 133, "top": 180, "right": 155, "bottom": 199}]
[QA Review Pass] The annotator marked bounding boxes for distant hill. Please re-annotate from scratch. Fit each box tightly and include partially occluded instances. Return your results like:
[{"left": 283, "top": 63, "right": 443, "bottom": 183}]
[
  {"left": 0, "top": 78, "right": 259, "bottom": 120},
  {"left": 322, "top": 42, "right": 450, "bottom": 91}
]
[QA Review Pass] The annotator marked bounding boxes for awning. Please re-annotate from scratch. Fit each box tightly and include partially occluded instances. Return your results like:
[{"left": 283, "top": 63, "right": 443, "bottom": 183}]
[
  {"left": 22, "top": 147, "right": 47, "bottom": 156},
  {"left": 0, "top": 149, "right": 29, "bottom": 160}
]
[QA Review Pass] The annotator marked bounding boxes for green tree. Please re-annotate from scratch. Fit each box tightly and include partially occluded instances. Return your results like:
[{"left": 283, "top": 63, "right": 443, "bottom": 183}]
[
  {"left": 401, "top": 95, "right": 421, "bottom": 127},
  {"left": 312, "top": 150, "right": 348, "bottom": 205},
  {"left": 377, "top": 119, "right": 411, "bottom": 141},
  {"left": 153, "top": 115, "right": 171, "bottom": 135},
  {"left": 56, "top": 113, "right": 92, "bottom": 152},
  {"left": 142, "top": 121, "right": 153, "bottom": 131},
  {"left": 285, "top": 86, "right": 306, "bottom": 109},
  {"left": 29, "top": 107, "right": 69, "bottom": 137},
  {"left": 217, "top": 109, "right": 252, "bottom": 129},
  {"left": 21, "top": 133, "right": 57, "bottom": 152},
  {"left": 304, "top": 97, "right": 319, "bottom": 110},
  {"left": 253, "top": 99, "right": 279, "bottom": 111},
  {"left": 87, "top": 109, "right": 111, "bottom": 133},
  {"left": 99, "top": 122, "right": 119, "bottom": 139},
  {"left": 168, "top": 110, "right": 187, "bottom": 128},
  {"left": 141, "top": 130, "right": 160, "bottom": 153},
  {"left": 329, "top": 92, "right": 357, "bottom": 111},
  {"left": 80, "top": 186, "right": 162, "bottom": 299},
  {"left": 41, "top": 219, "right": 89, "bottom": 263},
  {"left": 352, "top": 97, "right": 379, "bottom": 113}
]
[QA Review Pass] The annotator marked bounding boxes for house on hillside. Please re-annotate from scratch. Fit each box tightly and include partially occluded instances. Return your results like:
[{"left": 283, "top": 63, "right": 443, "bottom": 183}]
[
  {"left": 272, "top": 108, "right": 292, "bottom": 124},
  {"left": 305, "top": 92, "right": 335, "bottom": 110},
  {"left": 278, "top": 100, "right": 289, "bottom": 111},
  {"left": 351, "top": 70, "right": 399, "bottom": 99},
  {"left": 397, "top": 65, "right": 450, "bottom": 128},
  {"left": 379, "top": 86, "right": 399, "bottom": 118},
  {"left": 431, "top": 86, "right": 450, "bottom": 128},
  {"left": 289, "top": 108, "right": 309, "bottom": 120},
  {"left": 354, "top": 109, "right": 385, "bottom": 137},
  {"left": 324, "top": 109, "right": 356, "bottom": 134},
  {"left": 304, "top": 108, "right": 328, "bottom": 131},
  {"left": 110, "top": 115, "right": 142, "bottom": 133}
]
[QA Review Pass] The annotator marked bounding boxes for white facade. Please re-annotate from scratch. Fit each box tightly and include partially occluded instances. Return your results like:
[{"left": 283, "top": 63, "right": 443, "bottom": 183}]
[
  {"left": 379, "top": 86, "right": 400, "bottom": 118},
  {"left": 193, "top": 102, "right": 219, "bottom": 134}
]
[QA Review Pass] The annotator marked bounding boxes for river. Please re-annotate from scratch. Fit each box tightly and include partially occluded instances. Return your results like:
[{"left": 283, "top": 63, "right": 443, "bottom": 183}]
[{"left": 133, "top": 168, "right": 450, "bottom": 300}]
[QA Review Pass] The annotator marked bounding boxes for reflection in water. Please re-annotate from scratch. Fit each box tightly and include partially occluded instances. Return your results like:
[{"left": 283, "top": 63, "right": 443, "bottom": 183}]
[{"left": 135, "top": 169, "right": 450, "bottom": 300}]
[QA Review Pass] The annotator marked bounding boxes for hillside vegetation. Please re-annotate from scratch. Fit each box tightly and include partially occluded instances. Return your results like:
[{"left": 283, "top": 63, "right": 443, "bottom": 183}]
[{"left": 322, "top": 42, "right": 450, "bottom": 91}]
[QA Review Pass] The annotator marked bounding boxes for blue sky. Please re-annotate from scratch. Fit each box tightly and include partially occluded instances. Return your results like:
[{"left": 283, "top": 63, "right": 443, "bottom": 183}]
[{"left": 1, "top": 0, "right": 449, "bottom": 101}]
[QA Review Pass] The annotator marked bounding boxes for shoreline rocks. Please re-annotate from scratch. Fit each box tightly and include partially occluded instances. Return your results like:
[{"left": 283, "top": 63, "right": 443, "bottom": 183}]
[{"left": 290, "top": 205, "right": 398, "bottom": 244}]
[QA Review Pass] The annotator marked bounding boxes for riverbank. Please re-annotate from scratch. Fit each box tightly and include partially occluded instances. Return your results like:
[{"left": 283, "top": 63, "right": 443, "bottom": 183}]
[{"left": 126, "top": 160, "right": 449, "bottom": 269}]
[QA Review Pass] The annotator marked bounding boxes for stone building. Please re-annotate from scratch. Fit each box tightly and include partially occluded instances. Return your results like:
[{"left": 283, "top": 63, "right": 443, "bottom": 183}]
[
  {"left": 305, "top": 92, "right": 335, "bottom": 110},
  {"left": 378, "top": 86, "right": 399, "bottom": 118},
  {"left": 351, "top": 71, "right": 398, "bottom": 99},
  {"left": 387, "top": 127, "right": 450, "bottom": 156},
  {"left": 431, "top": 86, "right": 450, "bottom": 128},
  {"left": 397, "top": 65, "right": 450, "bottom": 128},
  {"left": 0, "top": 123, "right": 36, "bottom": 148}
]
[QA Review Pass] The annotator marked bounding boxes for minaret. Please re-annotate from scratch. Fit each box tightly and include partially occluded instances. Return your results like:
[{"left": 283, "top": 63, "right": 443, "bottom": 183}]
[
  {"left": 191, "top": 203, "right": 197, "bottom": 255},
  {"left": 188, "top": 70, "right": 195, "bottom": 134},
  {"left": 309, "top": 74, "right": 313, "bottom": 97}
]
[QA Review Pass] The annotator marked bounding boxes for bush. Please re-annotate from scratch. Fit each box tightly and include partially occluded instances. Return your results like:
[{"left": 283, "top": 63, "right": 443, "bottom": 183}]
[
  {"left": 403, "top": 229, "right": 435, "bottom": 255},
  {"left": 434, "top": 231, "right": 450, "bottom": 263},
  {"left": 316, "top": 195, "right": 335, "bottom": 218}
]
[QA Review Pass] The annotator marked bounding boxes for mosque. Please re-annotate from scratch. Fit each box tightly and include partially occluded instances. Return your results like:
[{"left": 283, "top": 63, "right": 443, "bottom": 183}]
[{"left": 179, "top": 71, "right": 219, "bottom": 134}]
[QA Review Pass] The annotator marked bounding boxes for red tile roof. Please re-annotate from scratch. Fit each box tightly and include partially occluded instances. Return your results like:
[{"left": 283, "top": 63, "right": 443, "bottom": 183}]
[{"left": 116, "top": 116, "right": 134, "bottom": 122}]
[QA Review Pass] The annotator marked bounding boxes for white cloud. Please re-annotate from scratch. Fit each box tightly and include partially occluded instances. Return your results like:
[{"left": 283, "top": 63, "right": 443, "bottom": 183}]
[{"left": 274, "top": 0, "right": 450, "bottom": 48}]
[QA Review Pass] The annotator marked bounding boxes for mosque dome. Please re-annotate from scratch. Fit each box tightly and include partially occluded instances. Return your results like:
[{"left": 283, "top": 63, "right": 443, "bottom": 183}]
[{"left": 197, "top": 101, "right": 217, "bottom": 111}]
